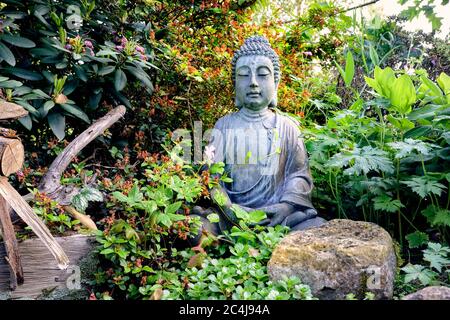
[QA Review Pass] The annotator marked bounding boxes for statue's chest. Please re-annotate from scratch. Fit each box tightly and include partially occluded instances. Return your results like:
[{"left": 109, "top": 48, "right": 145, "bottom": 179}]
[{"left": 222, "top": 124, "right": 280, "bottom": 192}]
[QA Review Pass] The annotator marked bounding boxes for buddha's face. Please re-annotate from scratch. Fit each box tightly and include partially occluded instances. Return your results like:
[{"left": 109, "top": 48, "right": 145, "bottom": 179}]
[{"left": 235, "top": 55, "right": 277, "bottom": 111}]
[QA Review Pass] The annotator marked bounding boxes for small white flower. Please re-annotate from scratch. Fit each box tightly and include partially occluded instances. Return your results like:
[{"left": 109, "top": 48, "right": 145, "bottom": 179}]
[{"left": 204, "top": 145, "right": 215, "bottom": 163}]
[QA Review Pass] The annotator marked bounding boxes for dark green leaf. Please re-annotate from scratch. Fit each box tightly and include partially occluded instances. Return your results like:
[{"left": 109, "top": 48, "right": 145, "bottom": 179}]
[
  {"left": 60, "top": 103, "right": 90, "bottom": 123},
  {"left": 1, "top": 34, "right": 35, "bottom": 48},
  {"left": 4, "top": 67, "right": 43, "bottom": 81},
  {"left": 114, "top": 69, "right": 127, "bottom": 91},
  {"left": 0, "top": 41, "right": 16, "bottom": 66},
  {"left": 48, "top": 112, "right": 66, "bottom": 140}
]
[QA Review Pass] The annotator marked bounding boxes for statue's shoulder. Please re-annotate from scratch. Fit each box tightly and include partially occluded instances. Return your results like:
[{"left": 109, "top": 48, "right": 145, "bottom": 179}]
[
  {"left": 213, "top": 112, "right": 239, "bottom": 129},
  {"left": 276, "top": 110, "right": 301, "bottom": 133}
]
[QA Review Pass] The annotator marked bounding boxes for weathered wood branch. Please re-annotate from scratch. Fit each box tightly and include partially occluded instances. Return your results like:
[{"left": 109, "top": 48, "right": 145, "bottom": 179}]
[
  {"left": 37, "top": 105, "right": 126, "bottom": 205},
  {"left": 0, "top": 100, "right": 28, "bottom": 120},
  {"left": 0, "top": 137, "right": 24, "bottom": 176},
  {"left": 63, "top": 206, "right": 97, "bottom": 231},
  {"left": 0, "top": 177, "right": 69, "bottom": 269},
  {"left": 0, "top": 196, "right": 23, "bottom": 290}
]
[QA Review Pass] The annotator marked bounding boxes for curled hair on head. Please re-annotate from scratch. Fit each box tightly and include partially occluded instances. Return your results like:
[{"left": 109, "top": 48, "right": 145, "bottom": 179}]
[{"left": 231, "top": 35, "right": 281, "bottom": 87}]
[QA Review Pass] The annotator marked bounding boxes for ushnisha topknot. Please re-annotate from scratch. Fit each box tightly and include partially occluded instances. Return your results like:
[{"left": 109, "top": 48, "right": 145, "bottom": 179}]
[{"left": 231, "top": 35, "right": 281, "bottom": 86}]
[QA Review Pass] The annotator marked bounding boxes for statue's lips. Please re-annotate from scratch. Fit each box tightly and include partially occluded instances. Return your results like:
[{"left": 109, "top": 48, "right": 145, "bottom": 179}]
[{"left": 247, "top": 92, "right": 261, "bottom": 97}]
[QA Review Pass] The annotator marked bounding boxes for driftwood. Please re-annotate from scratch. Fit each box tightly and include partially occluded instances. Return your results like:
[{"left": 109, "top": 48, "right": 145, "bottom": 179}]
[
  {"left": 36, "top": 105, "right": 126, "bottom": 205},
  {"left": 0, "top": 177, "right": 69, "bottom": 269},
  {"left": 0, "top": 104, "right": 125, "bottom": 291},
  {"left": 0, "top": 137, "right": 24, "bottom": 176},
  {"left": 0, "top": 234, "right": 95, "bottom": 299},
  {"left": 0, "top": 197, "right": 23, "bottom": 290},
  {"left": 0, "top": 100, "right": 28, "bottom": 120}
]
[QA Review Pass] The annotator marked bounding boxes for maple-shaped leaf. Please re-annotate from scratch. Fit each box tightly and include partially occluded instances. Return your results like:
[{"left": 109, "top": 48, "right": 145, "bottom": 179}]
[
  {"left": 432, "top": 209, "right": 450, "bottom": 228},
  {"left": 388, "top": 139, "right": 440, "bottom": 159},
  {"left": 328, "top": 146, "right": 394, "bottom": 176},
  {"left": 402, "top": 176, "right": 447, "bottom": 198},
  {"left": 401, "top": 263, "right": 436, "bottom": 285},
  {"left": 406, "top": 231, "right": 429, "bottom": 249},
  {"left": 372, "top": 194, "right": 404, "bottom": 213}
]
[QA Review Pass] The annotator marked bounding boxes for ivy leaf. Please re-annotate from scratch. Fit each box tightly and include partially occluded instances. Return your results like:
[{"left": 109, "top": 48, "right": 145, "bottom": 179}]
[
  {"left": 405, "top": 231, "right": 429, "bottom": 249},
  {"left": 401, "top": 176, "right": 447, "bottom": 199},
  {"left": 372, "top": 194, "right": 404, "bottom": 213}
]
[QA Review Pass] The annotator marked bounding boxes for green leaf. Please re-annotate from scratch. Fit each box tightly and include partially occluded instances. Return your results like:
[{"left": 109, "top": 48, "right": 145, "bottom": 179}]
[
  {"left": 1, "top": 34, "right": 35, "bottom": 48},
  {"left": 364, "top": 76, "right": 383, "bottom": 95},
  {"left": 48, "top": 112, "right": 65, "bottom": 140},
  {"left": 72, "top": 193, "right": 89, "bottom": 212},
  {"left": 405, "top": 231, "right": 429, "bottom": 249},
  {"left": 125, "top": 65, "right": 154, "bottom": 93},
  {"left": 60, "top": 104, "right": 90, "bottom": 123},
  {"left": 437, "top": 72, "right": 450, "bottom": 103},
  {"left": 328, "top": 146, "right": 394, "bottom": 175},
  {"left": 18, "top": 114, "right": 32, "bottom": 130},
  {"left": 374, "top": 66, "right": 395, "bottom": 98},
  {"left": 390, "top": 74, "right": 416, "bottom": 115},
  {"left": 372, "top": 195, "right": 404, "bottom": 213},
  {"left": 402, "top": 176, "right": 447, "bottom": 199},
  {"left": 401, "top": 264, "right": 435, "bottom": 285},
  {"left": 431, "top": 209, "right": 450, "bottom": 228},
  {"left": 40, "top": 100, "right": 55, "bottom": 117},
  {"left": 344, "top": 50, "right": 354, "bottom": 87},
  {"left": 212, "top": 189, "right": 228, "bottom": 207},
  {"left": 0, "top": 41, "right": 16, "bottom": 66},
  {"left": 207, "top": 213, "right": 220, "bottom": 223},
  {"left": 98, "top": 65, "right": 116, "bottom": 76},
  {"left": 248, "top": 210, "right": 267, "bottom": 224},
  {"left": 369, "top": 44, "right": 379, "bottom": 66},
  {"left": 114, "top": 69, "right": 127, "bottom": 91},
  {"left": 421, "top": 75, "right": 444, "bottom": 100},
  {"left": 165, "top": 201, "right": 182, "bottom": 215},
  {"left": 4, "top": 67, "right": 43, "bottom": 81},
  {"left": 0, "top": 80, "right": 22, "bottom": 88},
  {"left": 387, "top": 139, "right": 438, "bottom": 158}
]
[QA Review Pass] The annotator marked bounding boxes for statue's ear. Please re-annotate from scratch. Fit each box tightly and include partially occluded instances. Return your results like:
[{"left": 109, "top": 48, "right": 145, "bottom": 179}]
[{"left": 269, "top": 80, "right": 279, "bottom": 108}]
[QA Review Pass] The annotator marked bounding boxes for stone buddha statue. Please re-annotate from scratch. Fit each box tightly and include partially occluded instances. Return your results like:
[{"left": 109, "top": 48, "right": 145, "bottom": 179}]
[{"left": 190, "top": 36, "right": 326, "bottom": 244}]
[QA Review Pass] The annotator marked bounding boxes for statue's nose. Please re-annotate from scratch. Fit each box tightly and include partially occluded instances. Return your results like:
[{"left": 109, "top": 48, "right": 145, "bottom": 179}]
[{"left": 250, "top": 73, "right": 258, "bottom": 87}]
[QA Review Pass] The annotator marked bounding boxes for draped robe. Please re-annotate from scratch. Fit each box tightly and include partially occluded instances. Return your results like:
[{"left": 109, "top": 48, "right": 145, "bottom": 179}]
[{"left": 208, "top": 107, "right": 315, "bottom": 217}]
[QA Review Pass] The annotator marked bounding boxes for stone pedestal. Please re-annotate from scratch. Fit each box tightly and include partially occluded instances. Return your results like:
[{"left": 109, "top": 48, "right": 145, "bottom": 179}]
[{"left": 268, "top": 219, "right": 397, "bottom": 300}]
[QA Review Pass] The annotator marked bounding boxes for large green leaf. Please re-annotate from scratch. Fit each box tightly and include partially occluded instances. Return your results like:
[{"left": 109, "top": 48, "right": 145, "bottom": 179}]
[
  {"left": 114, "top": 69, "right": 127, "bottom": 91},
  {"left": 390, "top": 74, "right": 416, "bottom": 115},
  {"left": 1, "top": 34, "right": 35, "bottom": 48},
  {"left": 0, "top": 41, "right": 16, "bottom": 66},
  {"left": 40, "top": 100, "right": 55, "bottom": 117},
  {"left": 125, "top": 65, "right": 154, "bottom": 93},
  {"left": 344, "top": 50, "right": 355, "bottom": 87},
  {"left": 60, "top": 103, "right": 90, "bottom": 123},
  {"left": 437, "top": 72, "right": 450, "bottom": 103},
  {"left": 48, "top": 112, "right": 66, "bottom": 140},
  {"left": 4, "top": 67, "right": 43, "bottom": 81},
  {"left": 375, "top": 66, "right": 395, "bottom": 98}
]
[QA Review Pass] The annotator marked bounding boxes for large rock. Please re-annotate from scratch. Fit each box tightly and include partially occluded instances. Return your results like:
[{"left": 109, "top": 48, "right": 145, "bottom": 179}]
[
  {"left": 268, "top": 219, "right": 397, "bottom": 300},
  {"left": 402, "top": 286, "right": 450, "bottom": 300}
]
